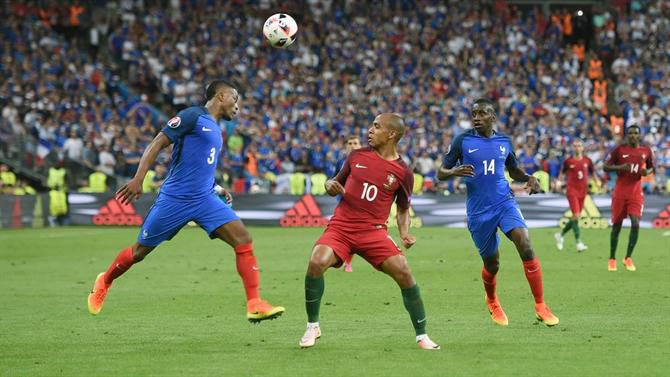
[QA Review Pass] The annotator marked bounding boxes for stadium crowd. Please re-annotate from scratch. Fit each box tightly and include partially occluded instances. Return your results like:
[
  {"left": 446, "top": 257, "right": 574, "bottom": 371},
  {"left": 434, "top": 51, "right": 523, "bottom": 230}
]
[{"left": 0, "top": 0, "right": 669, "bottom": 196}]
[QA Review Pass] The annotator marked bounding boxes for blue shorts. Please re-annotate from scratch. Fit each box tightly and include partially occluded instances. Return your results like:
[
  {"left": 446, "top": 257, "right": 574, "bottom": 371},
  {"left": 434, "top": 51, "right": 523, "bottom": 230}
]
[
  {"left": 138, "top": 193, "right": 240, "bottom": 247},
  {"left": 467, "top": 201, "right": 527, "bottom": 259}
]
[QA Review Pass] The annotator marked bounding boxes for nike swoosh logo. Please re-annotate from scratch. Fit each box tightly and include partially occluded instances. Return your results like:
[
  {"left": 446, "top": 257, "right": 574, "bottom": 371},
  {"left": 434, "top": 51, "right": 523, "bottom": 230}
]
[
  {"left": 468, "top": 148, "right": 479, "bottom": 153},
  {"left": 252, "top": 266, "right": 260, "bottom": 271},
  {"left": 202, "top": 127, "right": 212, "bottom": 132},
  {"left": 622, "top": 154, "right": 629, "bottom": 158},
  {"left": 527, "top": 267, "right": 539, "bottom": 273},
  {"left": 417, "top": 318, "right": 427, "bottom": 323},
  {"left": 355, "top": 163, "right": 367, "bottom": 168}
]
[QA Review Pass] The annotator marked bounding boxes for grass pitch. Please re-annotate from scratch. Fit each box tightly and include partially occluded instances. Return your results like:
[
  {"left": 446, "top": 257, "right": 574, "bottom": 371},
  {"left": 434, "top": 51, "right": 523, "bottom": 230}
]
[{"left": 1, "top": 226, "right": 669, "bottom": 376}]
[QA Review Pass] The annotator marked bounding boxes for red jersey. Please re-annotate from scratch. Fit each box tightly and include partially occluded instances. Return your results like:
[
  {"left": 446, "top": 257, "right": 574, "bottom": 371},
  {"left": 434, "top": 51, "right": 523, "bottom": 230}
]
[
  {"left": 562, "top": 156, "right": 594, "bottom": 196},
  {"left": 606, "top": 144, "right": 654, "bottom": 196},
  {"left": 330, "top": 147, "right": 413, "bottom": 229}
]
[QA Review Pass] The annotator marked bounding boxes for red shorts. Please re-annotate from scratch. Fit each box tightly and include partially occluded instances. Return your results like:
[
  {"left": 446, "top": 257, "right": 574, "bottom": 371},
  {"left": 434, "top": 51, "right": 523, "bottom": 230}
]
[
  {"left": 314, "top": 225, "right": 403, "bottom": 270},
  {"left": 566, "top": 193, "right": 586, "bottom": 217},
  {"left": 611, "top": 195, "right": 644, "bottom": 224}
]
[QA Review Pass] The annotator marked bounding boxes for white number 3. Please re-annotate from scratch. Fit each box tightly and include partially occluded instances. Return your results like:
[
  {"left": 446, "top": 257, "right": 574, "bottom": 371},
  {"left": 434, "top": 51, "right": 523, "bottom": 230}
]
[{"left": 207, "top": 147, "right": 216, "bottom": 164}]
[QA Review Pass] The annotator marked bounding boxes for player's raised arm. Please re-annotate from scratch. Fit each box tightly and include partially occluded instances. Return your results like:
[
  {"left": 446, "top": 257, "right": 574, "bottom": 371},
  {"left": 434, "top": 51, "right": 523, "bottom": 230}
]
[{"left": 116, "top": 132, "right": 171, "bottom": 204}]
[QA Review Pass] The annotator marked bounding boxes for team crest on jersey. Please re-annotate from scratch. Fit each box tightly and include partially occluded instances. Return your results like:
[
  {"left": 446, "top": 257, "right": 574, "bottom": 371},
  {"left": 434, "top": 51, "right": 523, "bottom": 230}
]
[
  {"left": 383, "top": 174, "right": 397, "bottom": 191},
  {"left": 499, "top": 145, "right": 506, "bottom": 155},
  {"left": 167, "top": 116, "right": 182, "bottom": 128}
]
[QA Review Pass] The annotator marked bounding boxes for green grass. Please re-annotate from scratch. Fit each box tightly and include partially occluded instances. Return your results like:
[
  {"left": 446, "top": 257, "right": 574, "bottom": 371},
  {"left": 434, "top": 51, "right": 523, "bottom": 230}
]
[{"left": 1, "top": 226, "right": 669, "bottom": 377}]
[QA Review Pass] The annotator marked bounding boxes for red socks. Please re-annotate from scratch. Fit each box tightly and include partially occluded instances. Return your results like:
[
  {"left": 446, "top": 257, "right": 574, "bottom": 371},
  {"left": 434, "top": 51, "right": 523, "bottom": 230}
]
[
  {"left": 234, "top": 243, "right": 260, "bottom": 301},
  {"left": 103, "top": 247, "right": 135, "bottom": 285},
  {"left": 481, "top": 267, "right": 497, "bottom": 300},
  {"left": 522, "top": 258, "right": 544, "bottom": 304}
]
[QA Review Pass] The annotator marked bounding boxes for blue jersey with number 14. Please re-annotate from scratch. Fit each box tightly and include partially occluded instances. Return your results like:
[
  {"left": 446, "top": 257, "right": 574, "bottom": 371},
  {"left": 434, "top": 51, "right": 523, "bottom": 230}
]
[
  {"left": 159, "top": 106, "right": 222, "bottom": 200},
  {"left": 443, "top": 129, "right": 519, "bottom": 216}
]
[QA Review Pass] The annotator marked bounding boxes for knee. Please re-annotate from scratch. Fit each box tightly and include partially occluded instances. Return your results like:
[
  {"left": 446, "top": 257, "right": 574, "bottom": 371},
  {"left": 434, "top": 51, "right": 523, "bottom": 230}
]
[
  {"left": 307, "top": 255, "right": 330, "bottom": 277},
  {"left": 393, "top": 264, "right": 414, "bottom": 287},
  {"left": 132, "top": 245, "right": 152, "bottom": 262},
  {"left": 484, "top": 261, "right": 499, "bottom": 275},
  {"left": 233, "top": 232, "right": 253, "bottom": 247},
  {"left": 518, "top": 243, "right": 535, "bottom": 260},
  {"left": 517, "top": 237, "right": 535, "bottom": 260},
  {"left": 630, "top": 218, "right": 640, "bottom": 228}
]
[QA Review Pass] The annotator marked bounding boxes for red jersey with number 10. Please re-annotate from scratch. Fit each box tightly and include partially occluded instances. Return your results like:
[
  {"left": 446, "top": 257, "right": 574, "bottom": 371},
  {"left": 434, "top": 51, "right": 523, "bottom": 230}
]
[
  {"left": 606, "top": 144, "right": 654, "bottom": 196},
  {"left": 562, "top": 156, "right": 594, "bottom": 196},
  {"left": 330, "top": 147, "right": 413, "bottom": 230}
]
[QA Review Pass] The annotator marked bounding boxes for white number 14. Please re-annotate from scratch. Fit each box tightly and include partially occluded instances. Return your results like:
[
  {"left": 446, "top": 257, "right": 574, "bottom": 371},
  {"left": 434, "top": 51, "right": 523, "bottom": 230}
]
[{"left": 482, "top": 159, "right": 495, "bottom": 175}]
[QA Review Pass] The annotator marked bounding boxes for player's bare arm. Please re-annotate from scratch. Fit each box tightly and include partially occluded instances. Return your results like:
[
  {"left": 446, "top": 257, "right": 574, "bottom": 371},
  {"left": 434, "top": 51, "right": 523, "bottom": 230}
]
[
  {"left": 396, "top": 206, "right": 416, "bottom": 249},
  {"left": 437, "top": 164, "right": 475, "bottom": 180},
  {"left": 116, "top": 132, "right": 171, "bottom": 204},
  {"left": 508, "top": 166, "right": 541, "bottom": 194},
  {"left": 324, "top": 179, "right": 345, "bottom": 196}
]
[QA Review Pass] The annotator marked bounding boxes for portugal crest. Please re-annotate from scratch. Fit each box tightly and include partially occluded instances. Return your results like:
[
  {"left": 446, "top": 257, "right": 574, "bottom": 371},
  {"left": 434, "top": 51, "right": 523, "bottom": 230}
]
[{"left": 383, "top": 174, "right": 397, "bottom": 191}]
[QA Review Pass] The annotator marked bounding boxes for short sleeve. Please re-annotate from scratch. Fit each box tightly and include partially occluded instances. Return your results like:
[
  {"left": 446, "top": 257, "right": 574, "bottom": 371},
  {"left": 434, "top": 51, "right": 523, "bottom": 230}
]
[
  {"left": 161, "top": 108, "right": 201, "bottom": 143},
  {"left": 442, "top": 134, "right": 464, "bottom": 169},
  {"left": 645, "top": 147, "right": 655, "bottom": 170},
  {"left": 334, "top": 151, "right": 353, "bottom": 185},
  {"left": 395, "top": 167, "right": 414, "bottom": 210},
  {"left": 605, "top": 146, "right": 619, "bottom": 165},
  {"left": 504, "top": 137, "right": 519, "bottom": 170}
]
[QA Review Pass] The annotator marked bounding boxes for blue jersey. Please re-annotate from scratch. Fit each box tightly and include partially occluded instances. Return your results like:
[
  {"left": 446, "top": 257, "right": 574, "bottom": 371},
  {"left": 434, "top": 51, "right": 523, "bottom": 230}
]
[
  {"left": 443, "top": 129, "right": 519, "bottom": 216},
  {"left": 159, "top": 106, "right": 222, "bottom": 200}
]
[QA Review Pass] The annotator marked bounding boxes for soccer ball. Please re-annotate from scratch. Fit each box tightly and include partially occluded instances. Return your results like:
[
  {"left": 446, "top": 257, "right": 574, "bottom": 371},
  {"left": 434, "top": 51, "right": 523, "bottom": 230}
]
[{"left": 263, "top": 13, "right": 298, "bottom": 49}]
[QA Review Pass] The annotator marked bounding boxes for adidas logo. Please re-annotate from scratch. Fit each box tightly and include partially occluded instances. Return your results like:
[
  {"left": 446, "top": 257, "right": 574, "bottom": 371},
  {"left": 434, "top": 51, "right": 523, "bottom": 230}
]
[
  {"left": 385, "top": 203, "right": 422, "bottom": 228},
  {"left": 280, "top": 194, "right": 327, "bottom": 227},
  {"left": 653, "top": 204, "right": 670, "bottom": 229},
  {"left": 93, "top": 199, "right": 143, "bottom": 226},
  {"left": 560, "top": 195, "right": 608, "bottom": 229}
]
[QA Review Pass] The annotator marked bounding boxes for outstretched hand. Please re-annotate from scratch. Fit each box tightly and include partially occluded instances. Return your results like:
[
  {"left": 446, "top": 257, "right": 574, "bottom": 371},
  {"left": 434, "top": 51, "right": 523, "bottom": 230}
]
[{"left": 116, "top": 178, "right": 143, "bottom": 204}]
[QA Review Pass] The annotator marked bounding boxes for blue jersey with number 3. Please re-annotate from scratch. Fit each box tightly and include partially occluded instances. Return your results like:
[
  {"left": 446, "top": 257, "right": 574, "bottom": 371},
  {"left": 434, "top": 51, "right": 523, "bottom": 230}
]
[
  {"left": 159, "top": 106, "right": 222, "bottom": 200},
  {"left": 443, "top": 129, "right": 519, "bottom": 216}
]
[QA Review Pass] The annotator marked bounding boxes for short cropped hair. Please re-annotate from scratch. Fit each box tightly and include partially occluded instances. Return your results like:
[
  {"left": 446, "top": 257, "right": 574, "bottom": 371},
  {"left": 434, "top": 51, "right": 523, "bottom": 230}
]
[
  {"left": 625, "top": 124, "right": 640, "bottom": 133},
  {"left": 205, "top": 79, "right": 237, "bottom": 101}
]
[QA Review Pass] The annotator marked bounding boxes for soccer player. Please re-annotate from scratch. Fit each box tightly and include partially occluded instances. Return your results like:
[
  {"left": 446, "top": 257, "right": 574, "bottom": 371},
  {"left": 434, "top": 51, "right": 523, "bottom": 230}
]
[
  {"left": 87, "top": 80, "right": 285, "bottom": 322},
  {"left": 337, "top": 136, "right": 362, "bottom": 272},
  {"left": 554, "top": 139, "right": 598, "bottom": 252},
  {"left": 438, "top": 98, "right": 559, "bottom": 327},
  {"left": 299, "top": 113, "right": 440, "bottom": 350},
  {"left": 603, "top": 125, "right": 654, "bottom": 272}
]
